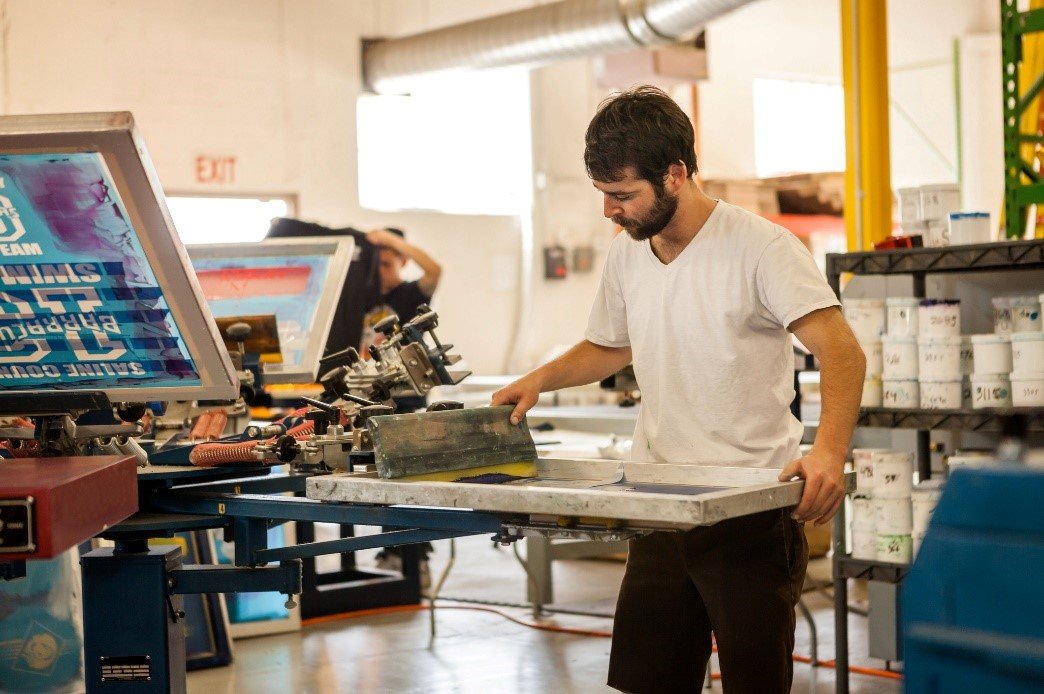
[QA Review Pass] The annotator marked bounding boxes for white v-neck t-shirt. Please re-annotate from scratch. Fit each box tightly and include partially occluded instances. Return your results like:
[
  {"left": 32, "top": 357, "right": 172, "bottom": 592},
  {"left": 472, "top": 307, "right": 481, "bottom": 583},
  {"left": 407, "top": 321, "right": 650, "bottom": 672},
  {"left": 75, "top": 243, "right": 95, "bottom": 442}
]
[{"left": 585, "top": 201, "right": 840, "bottom": 469}]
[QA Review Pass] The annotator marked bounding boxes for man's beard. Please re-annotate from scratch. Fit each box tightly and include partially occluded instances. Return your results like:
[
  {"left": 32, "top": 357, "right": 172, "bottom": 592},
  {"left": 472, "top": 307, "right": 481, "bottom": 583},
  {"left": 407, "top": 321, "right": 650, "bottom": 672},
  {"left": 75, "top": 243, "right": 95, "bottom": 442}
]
[{"left": 613, "top": 187, "right": 679, "bottom": 241}]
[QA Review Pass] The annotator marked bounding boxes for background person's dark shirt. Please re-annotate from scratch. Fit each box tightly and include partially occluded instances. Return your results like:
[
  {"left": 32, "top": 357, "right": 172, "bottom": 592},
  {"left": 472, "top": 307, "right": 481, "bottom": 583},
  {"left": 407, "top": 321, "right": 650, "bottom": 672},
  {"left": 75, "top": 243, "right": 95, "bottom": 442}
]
[{"left": 381, "top": 280, "right": 430, "bottom": 322}]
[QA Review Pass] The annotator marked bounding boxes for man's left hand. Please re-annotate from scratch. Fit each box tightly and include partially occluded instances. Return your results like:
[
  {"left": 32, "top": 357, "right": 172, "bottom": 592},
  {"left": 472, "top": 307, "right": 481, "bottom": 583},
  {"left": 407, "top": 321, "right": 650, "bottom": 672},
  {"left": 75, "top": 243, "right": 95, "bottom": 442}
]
[{"left": 778, "top": 450, "right": 846, "bottom": 525}]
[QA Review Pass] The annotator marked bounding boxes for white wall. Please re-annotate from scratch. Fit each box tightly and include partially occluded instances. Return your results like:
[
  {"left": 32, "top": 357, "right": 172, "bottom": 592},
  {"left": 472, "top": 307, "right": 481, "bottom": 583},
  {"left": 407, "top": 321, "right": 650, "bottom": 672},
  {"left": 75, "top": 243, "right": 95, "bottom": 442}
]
[
  {"left": 0, "top": 0, "right": 1009, "bottom": 375},
  {"left": 0, "top": 0, "right": 532, "bottom": 375}
]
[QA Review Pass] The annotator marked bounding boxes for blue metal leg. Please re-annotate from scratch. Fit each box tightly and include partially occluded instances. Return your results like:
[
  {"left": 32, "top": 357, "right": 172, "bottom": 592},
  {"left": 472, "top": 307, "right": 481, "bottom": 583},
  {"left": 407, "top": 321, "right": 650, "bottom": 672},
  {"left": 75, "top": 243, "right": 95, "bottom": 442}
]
[{"left": 82, "top": 545, "right": 184, "bottom": 694}]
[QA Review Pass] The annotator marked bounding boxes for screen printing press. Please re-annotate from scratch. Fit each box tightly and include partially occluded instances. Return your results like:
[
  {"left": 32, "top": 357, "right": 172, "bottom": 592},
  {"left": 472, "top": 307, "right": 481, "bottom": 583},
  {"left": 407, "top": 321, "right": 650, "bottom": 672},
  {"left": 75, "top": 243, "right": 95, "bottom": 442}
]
[{"left": 0, "top": 112, "right": 851, "bottom": 694}]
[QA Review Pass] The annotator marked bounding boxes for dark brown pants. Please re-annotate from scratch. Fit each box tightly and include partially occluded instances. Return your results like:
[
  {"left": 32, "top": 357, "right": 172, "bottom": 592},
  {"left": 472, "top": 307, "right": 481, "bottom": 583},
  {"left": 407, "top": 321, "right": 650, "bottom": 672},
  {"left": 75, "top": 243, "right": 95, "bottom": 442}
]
[{"left": 607, "top": 509, "right": 808, "bottom": 694}]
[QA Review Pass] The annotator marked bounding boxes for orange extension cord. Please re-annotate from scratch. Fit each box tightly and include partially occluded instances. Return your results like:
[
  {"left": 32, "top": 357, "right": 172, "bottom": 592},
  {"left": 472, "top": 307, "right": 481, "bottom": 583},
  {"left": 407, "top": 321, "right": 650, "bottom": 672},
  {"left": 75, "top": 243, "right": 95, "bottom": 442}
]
[{"left": 302, "top": 603, "right": 903, "bottom": 682}]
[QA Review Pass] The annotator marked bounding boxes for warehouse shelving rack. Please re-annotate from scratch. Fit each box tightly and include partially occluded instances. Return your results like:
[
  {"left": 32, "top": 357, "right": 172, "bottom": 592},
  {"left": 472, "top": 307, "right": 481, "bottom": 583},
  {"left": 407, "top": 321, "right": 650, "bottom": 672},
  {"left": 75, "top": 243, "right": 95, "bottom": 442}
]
[{"left": 824, "top": 238, "right": 1044, "bottom": 693}]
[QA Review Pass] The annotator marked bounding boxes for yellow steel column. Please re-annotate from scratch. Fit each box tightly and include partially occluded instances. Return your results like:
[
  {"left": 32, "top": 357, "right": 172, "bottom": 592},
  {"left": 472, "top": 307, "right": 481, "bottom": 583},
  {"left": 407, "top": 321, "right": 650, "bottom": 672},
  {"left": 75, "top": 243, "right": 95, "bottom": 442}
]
[{"left": 841, "top": 0, "right": 892, "bottom": 251}]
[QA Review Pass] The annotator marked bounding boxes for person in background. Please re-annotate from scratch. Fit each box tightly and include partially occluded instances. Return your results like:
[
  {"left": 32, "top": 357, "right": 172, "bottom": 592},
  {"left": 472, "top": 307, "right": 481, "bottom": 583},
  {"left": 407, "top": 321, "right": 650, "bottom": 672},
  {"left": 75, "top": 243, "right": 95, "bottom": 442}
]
[
  {"left": 359, "top": 227, "right": 442, "bottom": 364},
  {"left": 362, "top": 227, "right": 443, "bottom": 587}
]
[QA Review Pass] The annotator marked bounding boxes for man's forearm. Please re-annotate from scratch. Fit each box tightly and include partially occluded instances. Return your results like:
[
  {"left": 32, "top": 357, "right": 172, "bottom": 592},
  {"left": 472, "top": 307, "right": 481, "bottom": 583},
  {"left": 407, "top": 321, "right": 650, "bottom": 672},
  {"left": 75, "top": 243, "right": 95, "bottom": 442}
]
[
  {"left": 527, "top": 340, "right": 633, "bottom": 392},
  {"left": 388, "top": 236, "right": 441, "bottom": 278},
  {"left": 812, "top": 344, "right": 866, "bottom": 461}
]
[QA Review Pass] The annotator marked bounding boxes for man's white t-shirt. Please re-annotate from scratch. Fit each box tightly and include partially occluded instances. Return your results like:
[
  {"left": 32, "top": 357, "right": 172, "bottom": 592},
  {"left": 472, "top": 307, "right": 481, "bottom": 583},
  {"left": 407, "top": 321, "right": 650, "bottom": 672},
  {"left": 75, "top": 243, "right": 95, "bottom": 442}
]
[{"left": 585, "top": 201, "right": 840, "bottom": 469}]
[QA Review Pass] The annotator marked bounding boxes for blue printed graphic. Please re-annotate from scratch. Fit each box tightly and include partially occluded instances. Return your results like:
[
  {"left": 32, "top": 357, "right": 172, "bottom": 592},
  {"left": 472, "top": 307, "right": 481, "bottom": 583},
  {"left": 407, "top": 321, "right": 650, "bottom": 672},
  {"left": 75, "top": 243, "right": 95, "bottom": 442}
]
[
  {"left": 0, "top": 152, "right": 201, "bottom": 391},
  {"left": 190, "top": 255, "right": 331, "bottom": 370}
]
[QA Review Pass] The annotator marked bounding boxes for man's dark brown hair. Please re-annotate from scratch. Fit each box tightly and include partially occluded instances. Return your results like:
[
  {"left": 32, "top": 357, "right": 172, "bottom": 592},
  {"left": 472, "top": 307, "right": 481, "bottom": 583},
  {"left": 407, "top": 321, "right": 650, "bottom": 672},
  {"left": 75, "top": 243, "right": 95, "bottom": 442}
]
[{"left": 584, "top": 85, "right": 698, "bottom": 194}]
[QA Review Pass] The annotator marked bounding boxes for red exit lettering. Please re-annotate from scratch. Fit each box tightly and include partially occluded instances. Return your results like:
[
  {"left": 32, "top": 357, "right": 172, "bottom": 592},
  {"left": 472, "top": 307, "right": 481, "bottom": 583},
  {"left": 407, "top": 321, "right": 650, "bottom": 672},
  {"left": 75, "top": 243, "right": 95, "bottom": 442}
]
[{"left": 195, "top": 155, "right": 237, "bottom": 185}]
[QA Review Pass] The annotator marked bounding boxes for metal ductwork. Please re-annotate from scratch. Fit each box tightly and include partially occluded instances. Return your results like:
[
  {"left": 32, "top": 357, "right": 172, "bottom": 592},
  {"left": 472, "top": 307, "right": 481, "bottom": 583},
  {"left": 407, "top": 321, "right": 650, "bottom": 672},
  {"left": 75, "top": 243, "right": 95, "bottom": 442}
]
[{"left": 364, "top": 0, "right": 758, "bottom": 94}]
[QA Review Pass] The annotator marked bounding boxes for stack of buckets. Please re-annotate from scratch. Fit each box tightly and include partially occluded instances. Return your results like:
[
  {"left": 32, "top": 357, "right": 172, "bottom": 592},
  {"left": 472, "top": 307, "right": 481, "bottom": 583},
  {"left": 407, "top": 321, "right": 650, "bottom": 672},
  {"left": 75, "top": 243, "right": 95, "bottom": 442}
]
[
  {"left": 972, "top": 294, "right": 1044, "bottom": 407},
  {"left": 844, "top": 297, "right": 969, "bottom": 408},
  {"left": 850, "top": 449, "right": 915, "bottom": 564},
  {"left": 845, "top": 294, "right": 1044, "bottom": 408}
]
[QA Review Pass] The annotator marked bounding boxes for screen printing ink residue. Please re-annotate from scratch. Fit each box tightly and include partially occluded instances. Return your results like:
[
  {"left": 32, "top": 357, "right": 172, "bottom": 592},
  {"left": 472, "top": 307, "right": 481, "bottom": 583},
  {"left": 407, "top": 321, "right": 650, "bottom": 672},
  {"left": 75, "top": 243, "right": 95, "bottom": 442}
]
[{"left": 452, "top": 472, "right": 536, "bottom": 485}]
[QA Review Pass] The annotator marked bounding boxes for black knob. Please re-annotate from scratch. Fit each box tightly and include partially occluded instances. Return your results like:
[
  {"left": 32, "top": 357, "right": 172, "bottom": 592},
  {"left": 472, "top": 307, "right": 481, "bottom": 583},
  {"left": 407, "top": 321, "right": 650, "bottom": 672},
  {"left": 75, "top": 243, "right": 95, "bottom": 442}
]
[
  {"left": 373, "top": 315, "right": 399, "bottom": 337},
  {"left": 320, "top": 365, "right": 348, "bottom": 386},
  {"left": 226, "top": 322, "right": 252, "bottom": 342},
  {"left": 305, "top": 409, "right": 331, "bottom": 436},
  {"left": 369, "top": 346, "right": 382, "bottom": 362},
  {"left": 276, "top": 435, "right": 301, "bottom": 463},
  {"left": 407, "top": 310, "right": 438, "bottom": 332},
  {"left": 116, "top": 403, "right": 147, "bottom": 423},
  {"left": 320, "top": 346, "right": 361, "bottom": 367}
]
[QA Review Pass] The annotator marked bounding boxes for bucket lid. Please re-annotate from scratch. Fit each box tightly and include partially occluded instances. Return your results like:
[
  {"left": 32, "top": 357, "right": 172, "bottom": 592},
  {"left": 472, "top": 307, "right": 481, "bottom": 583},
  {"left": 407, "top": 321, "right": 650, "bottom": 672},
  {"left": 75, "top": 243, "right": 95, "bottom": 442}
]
[
  {"left": 1011, "top": 331, "right": 1044, "bottom": 341},
  {"left": 1010, "top": 372, "right": 1044, "bottom": 381},
  {"left": 947, "top": 211, "right": 989, "bottom": 219},
  {"left": 919, "top": 298, "right": 960, "bottom": 307}
]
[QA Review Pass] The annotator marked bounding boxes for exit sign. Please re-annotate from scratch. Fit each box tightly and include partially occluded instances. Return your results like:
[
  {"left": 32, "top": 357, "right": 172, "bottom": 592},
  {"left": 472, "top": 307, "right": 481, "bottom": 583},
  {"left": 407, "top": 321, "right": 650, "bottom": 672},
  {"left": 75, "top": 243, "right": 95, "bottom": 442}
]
[{"left": 195, "top": 155, "right": 237, "bottom": 185}]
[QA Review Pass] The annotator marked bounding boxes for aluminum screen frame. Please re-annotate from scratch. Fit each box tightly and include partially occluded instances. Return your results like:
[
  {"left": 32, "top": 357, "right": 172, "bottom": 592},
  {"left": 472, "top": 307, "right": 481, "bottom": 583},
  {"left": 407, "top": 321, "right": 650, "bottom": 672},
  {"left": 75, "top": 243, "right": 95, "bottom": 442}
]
[
  {"left": 186, "top": 237, "right": 354, "bottom": 384},
  {"left": 0, "top": 112, "right": 239, "bottom": 402}
]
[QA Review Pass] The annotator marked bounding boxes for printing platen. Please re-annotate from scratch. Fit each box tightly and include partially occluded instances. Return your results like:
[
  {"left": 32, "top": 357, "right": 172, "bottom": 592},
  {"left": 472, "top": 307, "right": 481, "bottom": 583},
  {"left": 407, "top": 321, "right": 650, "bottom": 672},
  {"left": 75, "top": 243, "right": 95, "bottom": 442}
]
[{"left": 0, "top": 151, "right": 201, "bottom": 391}]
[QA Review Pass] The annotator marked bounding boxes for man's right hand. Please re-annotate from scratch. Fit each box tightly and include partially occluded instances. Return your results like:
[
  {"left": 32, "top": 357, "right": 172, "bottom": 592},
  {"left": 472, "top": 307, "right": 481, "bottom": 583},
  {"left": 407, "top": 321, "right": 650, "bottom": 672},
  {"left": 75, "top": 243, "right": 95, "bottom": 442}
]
[{"left": 491, "top": 376, "right": 542, "bottom": 425}]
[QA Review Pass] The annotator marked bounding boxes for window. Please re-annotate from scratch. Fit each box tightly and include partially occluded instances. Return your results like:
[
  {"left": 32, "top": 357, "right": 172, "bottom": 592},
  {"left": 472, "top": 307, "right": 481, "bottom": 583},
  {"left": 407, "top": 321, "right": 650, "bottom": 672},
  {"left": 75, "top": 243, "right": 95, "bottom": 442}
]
[
  {"left": 166, "top": 195, "right": 292, "bottom": 245},
  {"left": 753, "top": 78, "right": 845, "bottom": 178},
  {"left": 357, "top": 67, "right": 533, "bottom": 216}
]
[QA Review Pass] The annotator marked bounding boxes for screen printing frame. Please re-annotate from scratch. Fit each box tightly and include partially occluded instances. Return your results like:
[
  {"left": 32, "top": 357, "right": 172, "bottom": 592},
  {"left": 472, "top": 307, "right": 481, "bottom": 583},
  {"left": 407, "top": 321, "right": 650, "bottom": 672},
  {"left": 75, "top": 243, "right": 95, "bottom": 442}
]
[
  {"left": 186, "top": 236, "right": 354, "bottom": 384},
  {"left": 307, "top": 460, "right": 856, "bottom": 530},
  {"left": 0, "top": 112, "right": 239, "bottom": 402}
]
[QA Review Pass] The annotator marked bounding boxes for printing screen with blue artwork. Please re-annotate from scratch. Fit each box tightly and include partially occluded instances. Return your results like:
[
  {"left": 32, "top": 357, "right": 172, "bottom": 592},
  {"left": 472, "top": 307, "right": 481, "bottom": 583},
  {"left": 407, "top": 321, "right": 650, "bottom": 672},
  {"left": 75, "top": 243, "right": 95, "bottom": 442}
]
[
  {"left": 0, "top": 152, "right": 201, "bottom": 391},
  {"left": 190, "top": 254, "right": 332, "bottom": 373}
]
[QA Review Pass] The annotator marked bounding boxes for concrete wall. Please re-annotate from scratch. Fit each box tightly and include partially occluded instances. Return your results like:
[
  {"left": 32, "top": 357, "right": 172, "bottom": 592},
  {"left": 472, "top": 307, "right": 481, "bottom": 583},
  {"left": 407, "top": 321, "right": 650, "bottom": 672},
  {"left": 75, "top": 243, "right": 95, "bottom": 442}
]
[{"left": 0, "top": 0, "right": 1007, "bottom": 375}]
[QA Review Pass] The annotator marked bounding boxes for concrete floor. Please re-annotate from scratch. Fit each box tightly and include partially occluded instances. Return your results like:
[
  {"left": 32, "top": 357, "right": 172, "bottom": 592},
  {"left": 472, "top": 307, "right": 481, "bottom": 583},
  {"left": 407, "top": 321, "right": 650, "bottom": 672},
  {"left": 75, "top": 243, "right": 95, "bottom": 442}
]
[{"left": 187, "top": 534, "right": 903, "bottom": 693}]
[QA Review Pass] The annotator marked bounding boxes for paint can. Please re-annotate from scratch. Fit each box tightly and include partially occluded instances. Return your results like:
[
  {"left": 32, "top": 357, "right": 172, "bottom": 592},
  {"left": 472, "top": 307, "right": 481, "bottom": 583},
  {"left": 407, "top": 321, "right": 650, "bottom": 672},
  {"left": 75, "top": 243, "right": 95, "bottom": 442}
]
[
  {"left": 1010, "top": 372, "right": 1044, "bottom": 407},
  {"left": 872, "top": 451, "right": 914, "bottom": 498},
  {"left": 897, "top": 187, "right": 922, "bottom": 227},
  {"left": 947, "top": 211, "right": 991, "bottom": 245},
  {"left": 971, "top": 333, "right": 1012, "bottom": 374},
  {"left": 1011, "top": 331, "right": 1044, "bottom": 374},
  {"left": 946, "top": 449, "right": 995, "bottom": 470},
  {"left": 859, "top": 340, "right": 883, "bottom": 376},
  {"left": 874, "top": 497, "right": 913, "bottom": 534},
  {"left": 1012, "top": 296, "right": 1042, "bottom": 332},
  {"left": 852, "top": 448, "right": 888, "bottom": 491},
  {"left": 883, "top": 379, "right": 919, "bottom": 408},
  {"left": 959, "top": 335, "right": 974, "bottom": 376},
  {"left": 918, "top": 299, "right": 960, "bottom": 337},
  {"left": 971, "top": 373, "right": 1012, "bottom": 409},
  {"left": 882, "top": 335, "right": 918, "bottom": 379},
  {"left": 919, "top": 183, "right": 961, "bottom": 221},
  {"left": 919, "top": 377, "right": 962, "bottom": 409},
  {"left": 918, "top": 336, "right": 962, "bottom": 379},
  {"left": 861, "top": 376, "right": 882, "bottom": 407},
  {"left": 875, "top": 533, "right": 913, "bottom": 564},
  {"left": 886, "top": 297, "right": 919, "bottom": 337},
  {"left": 851, "top": 493, "right": 875, "bottom": 531},
  {"left": 912, "top": 480, "right": 944, "bottom": 535},
  {"left": 913, "top": 531, "right": 927, "bottom": 558},
  {"left": 852, "top": 529, "right": 877, "bottom": 560},
  {"left": 843, "top": 298, "right": 885, "bottom": 340}
]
